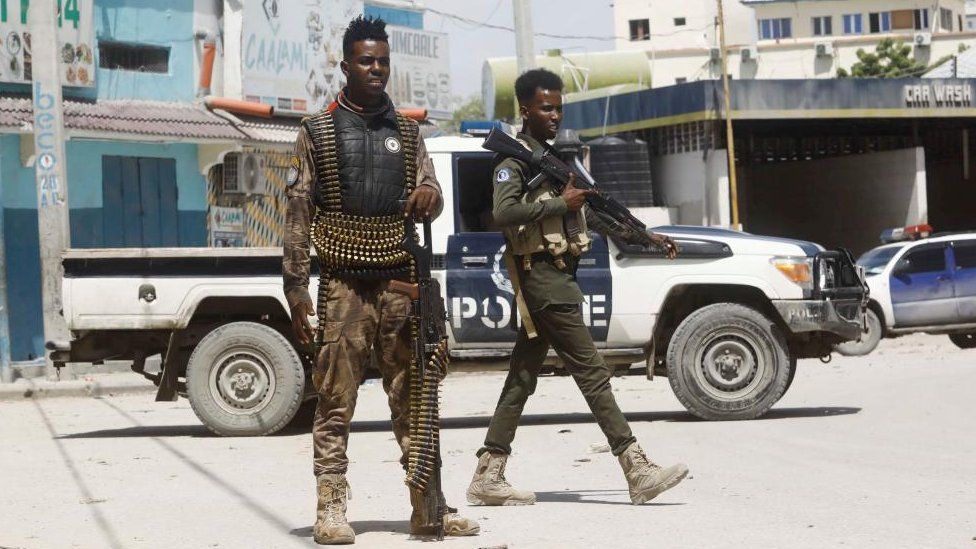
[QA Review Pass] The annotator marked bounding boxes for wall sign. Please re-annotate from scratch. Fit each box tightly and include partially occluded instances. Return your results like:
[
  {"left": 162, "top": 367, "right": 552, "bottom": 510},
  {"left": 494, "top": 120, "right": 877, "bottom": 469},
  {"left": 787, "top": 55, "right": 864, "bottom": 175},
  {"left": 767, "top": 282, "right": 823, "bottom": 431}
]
[
  {"left": 0, "top": 0, "right": 94, "bottom": 86},
  {"left": 904, "top": 83, "right": 973, "bottom": 107}
]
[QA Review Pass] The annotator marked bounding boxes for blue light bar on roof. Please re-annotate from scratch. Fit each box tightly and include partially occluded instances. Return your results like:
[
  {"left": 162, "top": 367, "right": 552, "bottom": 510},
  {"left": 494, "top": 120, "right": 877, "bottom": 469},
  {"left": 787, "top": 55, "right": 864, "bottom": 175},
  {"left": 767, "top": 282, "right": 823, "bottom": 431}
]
[{"left": 460, "top": 120, "right": 513, "bottom": 137}]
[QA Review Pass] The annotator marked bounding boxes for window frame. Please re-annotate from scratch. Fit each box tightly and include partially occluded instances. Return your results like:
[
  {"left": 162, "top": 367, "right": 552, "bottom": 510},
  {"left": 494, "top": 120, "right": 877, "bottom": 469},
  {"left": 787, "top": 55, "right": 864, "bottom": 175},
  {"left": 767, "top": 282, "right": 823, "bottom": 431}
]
[
  {"left": 98, "top": 41, "right": 171, "bottom": 74},
  {"left": 901, "top": 243, "right": 948, "bottom": 275},
  {"left": 629, "top": 18, "right": 650, "bottom": 41},
  {"left": 812, "top": 15, "right": 833, "bottom": 37},
  {"left": 914, "top": 8, "right": 929, "bottom": 30},
  {"left": 952, "top": 240, "right": 976, "bottom": 270},
  {"left": 674, "top": 17, "right": 686, "bottom": 26},
  {"left": 759, "top": 17, "right": 792, "bottom": 39},
  {"left": 843, "top": 13, "right": 863, "bottom": 35}
]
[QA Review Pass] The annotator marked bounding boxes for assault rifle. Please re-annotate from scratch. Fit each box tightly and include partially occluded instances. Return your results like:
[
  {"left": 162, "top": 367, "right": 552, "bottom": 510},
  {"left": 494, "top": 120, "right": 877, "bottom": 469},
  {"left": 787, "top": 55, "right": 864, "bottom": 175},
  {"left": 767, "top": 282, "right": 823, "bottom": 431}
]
[
  {"left": 482, "top": 127, "right": 649, "bottom": 240},
  {"left": 388, "top": 218, "right": 450, "bottom": 540}
]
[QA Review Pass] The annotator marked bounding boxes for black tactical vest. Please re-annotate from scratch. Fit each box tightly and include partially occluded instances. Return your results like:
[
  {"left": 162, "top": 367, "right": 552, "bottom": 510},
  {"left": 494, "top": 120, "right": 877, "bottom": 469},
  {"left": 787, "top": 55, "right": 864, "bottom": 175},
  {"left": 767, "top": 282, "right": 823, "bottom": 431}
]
[{"left": 305, "top": 102, "right": 413, "bottom": 216}]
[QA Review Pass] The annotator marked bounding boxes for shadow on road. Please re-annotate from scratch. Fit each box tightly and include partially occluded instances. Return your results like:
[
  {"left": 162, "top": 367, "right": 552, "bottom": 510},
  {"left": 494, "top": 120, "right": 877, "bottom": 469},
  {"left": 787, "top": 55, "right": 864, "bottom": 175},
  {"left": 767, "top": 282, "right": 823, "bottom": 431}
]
[
  {"left": 535, "top": 489, "right": 687, "bottom": 506},
  {"left": 55, "top": 406, "right": 861, "bottom": 439},
  {"left": 290, "top": 520, "right": 411, "bottom": 538}
]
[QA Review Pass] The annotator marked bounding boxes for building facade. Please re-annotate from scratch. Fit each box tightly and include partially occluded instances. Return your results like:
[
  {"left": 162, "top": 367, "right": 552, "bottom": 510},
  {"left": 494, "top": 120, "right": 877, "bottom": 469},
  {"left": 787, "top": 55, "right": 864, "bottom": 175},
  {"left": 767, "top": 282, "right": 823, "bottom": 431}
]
[
  {"left": 614, "top": 0, "right": 976, "bottom": 87},
  {"left": 0, "top": 0, "right": 437, "bottom": 366}
]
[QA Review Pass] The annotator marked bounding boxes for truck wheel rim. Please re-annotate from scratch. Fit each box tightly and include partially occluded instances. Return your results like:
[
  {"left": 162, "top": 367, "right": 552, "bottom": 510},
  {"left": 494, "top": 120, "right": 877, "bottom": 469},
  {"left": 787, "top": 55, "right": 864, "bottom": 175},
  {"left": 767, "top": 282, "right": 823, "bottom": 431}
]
[
  {"left": 209, "top": 347, "right": 276, "bottom": 415},
  {"left": 694, "top": 329, "right": 768, "bottom": 401}
]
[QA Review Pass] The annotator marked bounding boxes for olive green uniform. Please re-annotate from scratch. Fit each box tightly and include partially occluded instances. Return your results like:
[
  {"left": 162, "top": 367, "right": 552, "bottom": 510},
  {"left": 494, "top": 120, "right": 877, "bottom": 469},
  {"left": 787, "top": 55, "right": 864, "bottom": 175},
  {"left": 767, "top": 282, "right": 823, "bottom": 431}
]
[{"left": 480, "top": 134, "right": 640, "bottom": 458}]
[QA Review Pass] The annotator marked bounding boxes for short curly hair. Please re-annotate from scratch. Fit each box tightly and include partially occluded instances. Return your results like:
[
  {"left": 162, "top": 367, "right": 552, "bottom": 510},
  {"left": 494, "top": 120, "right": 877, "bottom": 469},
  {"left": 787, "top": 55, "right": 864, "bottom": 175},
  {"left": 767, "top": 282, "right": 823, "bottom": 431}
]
[
  {"left": 515, "top": 69, "right": 563, "bottom": 104},
  {"left": 343, "top": 15, "right": 388, "bottom": 59}
]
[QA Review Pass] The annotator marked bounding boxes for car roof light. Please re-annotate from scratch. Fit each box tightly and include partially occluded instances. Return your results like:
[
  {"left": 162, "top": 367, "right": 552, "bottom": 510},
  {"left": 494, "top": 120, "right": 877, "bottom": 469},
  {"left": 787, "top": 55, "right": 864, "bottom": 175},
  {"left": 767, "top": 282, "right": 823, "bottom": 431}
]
[{"left": 880, "top": 224, "right": 933, "bottom": 243}]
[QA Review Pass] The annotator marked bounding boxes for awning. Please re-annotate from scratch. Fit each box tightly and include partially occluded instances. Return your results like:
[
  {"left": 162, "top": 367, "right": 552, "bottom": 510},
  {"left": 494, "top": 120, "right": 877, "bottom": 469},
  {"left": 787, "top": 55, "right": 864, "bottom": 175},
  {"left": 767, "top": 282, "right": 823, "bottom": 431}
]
[{"left": 562, "top": 78, "right": 976, "bottom": 137}]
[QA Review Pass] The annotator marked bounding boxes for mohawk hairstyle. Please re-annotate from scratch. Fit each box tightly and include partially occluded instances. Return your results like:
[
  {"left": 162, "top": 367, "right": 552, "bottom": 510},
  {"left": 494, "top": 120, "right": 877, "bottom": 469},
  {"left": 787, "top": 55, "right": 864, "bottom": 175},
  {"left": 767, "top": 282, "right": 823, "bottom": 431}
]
[
  {"left": 514, "top": 69, "right": 563, "bottom": 104},
  {"left": 343, "top": 15, "right": 389, "bottom": 59}
]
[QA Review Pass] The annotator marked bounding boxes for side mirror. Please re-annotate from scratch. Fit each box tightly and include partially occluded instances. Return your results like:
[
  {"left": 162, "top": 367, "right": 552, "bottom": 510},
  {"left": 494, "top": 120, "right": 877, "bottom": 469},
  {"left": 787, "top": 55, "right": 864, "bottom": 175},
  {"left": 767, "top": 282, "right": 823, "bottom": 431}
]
[{"left": 893, "top": 258, "right": 911, "bottom": 275}]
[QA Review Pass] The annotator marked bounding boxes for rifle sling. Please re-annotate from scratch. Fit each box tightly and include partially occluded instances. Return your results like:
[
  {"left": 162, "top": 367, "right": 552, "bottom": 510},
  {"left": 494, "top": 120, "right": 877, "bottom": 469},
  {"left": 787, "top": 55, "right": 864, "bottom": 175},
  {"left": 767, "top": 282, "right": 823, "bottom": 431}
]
[{"left": 503, "top": 249, "right": 538, "bottom": 339}]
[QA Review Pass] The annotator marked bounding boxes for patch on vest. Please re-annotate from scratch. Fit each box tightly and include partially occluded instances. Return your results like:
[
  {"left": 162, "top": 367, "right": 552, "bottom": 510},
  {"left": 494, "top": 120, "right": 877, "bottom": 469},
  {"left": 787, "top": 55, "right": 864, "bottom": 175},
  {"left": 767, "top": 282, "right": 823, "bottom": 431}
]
[
  {"left": 384, "top": 136, "right": 402, "bottom": 153},
  {"left": 286, "top": 155, "right": 301, "bottom": 187},
  {"left": 496, "top": 168, "right": 512, "bottom": 183}
]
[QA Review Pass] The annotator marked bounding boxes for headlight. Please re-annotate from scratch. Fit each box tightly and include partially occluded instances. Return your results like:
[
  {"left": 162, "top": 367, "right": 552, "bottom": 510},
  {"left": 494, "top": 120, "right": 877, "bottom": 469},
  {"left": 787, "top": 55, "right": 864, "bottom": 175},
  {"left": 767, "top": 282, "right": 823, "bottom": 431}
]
[{"left": 771, "top": 257, "right": 813, "bottom": 290}]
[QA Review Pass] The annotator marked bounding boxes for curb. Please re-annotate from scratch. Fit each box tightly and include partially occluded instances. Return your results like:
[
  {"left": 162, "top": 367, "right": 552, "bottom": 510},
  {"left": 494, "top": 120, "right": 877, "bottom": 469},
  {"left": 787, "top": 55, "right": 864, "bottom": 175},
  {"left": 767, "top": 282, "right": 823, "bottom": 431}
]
[{"left": 0, "top": 375, "right": 157, "bottom": 401}]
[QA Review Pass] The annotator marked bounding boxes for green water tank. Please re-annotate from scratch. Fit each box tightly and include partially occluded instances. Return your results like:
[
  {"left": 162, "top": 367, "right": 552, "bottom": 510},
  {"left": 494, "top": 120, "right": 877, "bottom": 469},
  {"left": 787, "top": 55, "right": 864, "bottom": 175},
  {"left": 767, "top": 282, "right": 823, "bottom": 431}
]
[{"left": 482, "top": 49, "right": 651, "bottom": 120}]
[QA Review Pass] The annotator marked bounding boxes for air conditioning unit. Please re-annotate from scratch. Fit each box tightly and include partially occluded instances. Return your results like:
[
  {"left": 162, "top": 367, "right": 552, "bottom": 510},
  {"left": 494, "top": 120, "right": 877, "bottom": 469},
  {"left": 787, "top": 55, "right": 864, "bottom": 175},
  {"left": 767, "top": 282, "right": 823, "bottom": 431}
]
[
  {"left": 815, "top": 41, "right": 834, "bottom": 58},
  {"left": 709, "top": 47, "right": 722, "bottom": 63},
  {"left": 223, "top": 152, "right": 266, "bottom": 195},
  {"left": 914, "top": 32, "right": 932, "bottom": 47},
  {"left": 740, "top": 46, "right": 758, "bottom": 62}
]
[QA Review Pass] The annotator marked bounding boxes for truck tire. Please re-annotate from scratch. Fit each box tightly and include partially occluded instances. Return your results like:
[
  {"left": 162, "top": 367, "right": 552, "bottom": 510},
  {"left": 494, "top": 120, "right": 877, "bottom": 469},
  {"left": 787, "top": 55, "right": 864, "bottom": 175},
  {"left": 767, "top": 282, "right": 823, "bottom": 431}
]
[
  {"left": 666, "top": 303, "right": 793, "bottom": 421},
  {"left": 949, "top": 332, "right": 976, "bottom": 349},
  {"left": 834, "top": 308, "right": 882, "bottom": 357},
  {"left": 186, "top": 322, "right": 305, "bottom": 436}
]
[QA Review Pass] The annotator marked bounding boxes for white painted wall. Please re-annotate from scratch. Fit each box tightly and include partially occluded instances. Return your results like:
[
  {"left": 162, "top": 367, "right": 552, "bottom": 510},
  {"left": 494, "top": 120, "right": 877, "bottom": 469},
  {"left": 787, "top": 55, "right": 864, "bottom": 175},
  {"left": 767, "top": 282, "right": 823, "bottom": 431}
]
[
  {"left": 194, "top": 0, "right": 224, "bottom": 97},
  {"left": 742, "top": 147, "right": 927, "bottom": 254},
  {"left": 650, "top": 149, "right": 731, "bottom": 227},
  {"left": 749, "top": 0, "right": 966, "bottom": 39},
  {"left": 613, "top": 0, "right": 756, "bottom": 52}
]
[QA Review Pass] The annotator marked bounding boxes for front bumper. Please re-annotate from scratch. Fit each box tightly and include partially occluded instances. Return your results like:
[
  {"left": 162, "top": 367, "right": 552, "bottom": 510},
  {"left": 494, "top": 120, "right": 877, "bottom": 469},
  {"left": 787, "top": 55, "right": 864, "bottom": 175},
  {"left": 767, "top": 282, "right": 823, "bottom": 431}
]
[{"left": 772, "top": 299, "right": 865, "bottom": 340}]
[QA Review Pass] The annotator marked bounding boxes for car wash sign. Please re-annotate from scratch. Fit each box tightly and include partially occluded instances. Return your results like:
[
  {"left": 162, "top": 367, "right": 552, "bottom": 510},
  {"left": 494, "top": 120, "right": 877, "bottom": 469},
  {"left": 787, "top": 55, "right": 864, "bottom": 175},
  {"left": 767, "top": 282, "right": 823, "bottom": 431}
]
[
  {"left": 0, "top": 0, "right": 95, "bottom": 86},
  {"left": 387, "top": 25, "right": 451, "bottom": 119},
  {"left": 242, "top": 0, "right": 363, "bottom": 114},
  {"left": 904, "top": 82, "right": 973, "bottom": 107}
]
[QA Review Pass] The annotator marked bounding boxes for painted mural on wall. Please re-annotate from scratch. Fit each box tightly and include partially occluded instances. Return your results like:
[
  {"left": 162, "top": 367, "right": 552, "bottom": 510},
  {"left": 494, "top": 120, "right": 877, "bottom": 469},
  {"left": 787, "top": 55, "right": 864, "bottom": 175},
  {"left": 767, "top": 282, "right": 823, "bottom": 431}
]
[
  {"left": 387, "top": 25, "right": 450, "bottom": 118},
  {"left": 0, "top": 0, "right": 94, "bottom": 86},
  {"left": 242, "top": 0, "right": 363, "bottom": 114}
]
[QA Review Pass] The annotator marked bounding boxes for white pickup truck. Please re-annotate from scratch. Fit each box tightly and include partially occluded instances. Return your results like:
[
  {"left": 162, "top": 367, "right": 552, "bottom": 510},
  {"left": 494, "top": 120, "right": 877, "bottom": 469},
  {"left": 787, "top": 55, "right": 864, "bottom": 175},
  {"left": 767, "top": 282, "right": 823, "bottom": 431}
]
[{"left": 51, "top": 135, "right": 868, "bottom": 436}]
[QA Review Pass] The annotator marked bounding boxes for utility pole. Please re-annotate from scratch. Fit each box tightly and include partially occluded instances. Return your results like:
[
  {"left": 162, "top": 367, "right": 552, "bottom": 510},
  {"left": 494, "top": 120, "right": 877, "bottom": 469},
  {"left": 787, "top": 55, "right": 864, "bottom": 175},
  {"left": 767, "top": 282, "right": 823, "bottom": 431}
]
[
  {"left": 29, "top": 0, "right": 72, "bottom": 377},
  {"left": 513, "top": 0, "right": 536, "bottom": 76},
  {"left": 716, "top": 0, "right": 741, "bottom": 229},
  {"left": 0, "top": 178, "right": 10, "bottom": 383}
]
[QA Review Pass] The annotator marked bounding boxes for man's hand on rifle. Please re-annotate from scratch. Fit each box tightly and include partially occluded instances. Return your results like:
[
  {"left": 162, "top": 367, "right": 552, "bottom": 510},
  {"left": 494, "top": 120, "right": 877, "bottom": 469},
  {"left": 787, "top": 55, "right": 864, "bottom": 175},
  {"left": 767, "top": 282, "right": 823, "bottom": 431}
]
[
  {"left": 291, "top": 300, "right": 315, "bottom": 346},
  {"left": 561, "top": 173, "right": 596, "bottom": 212},
  {"left": 405, "top": 185, "right": 441, "bottom": 221},
  {"left": 645, "top": 232, "right": 679, "bottom": 260}
]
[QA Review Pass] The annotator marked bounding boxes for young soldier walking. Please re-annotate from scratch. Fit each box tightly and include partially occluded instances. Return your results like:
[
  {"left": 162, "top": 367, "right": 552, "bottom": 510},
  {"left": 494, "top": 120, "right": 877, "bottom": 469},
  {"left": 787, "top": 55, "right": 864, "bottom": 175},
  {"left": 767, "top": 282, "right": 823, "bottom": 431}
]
[
  {"left": 466, "top": 69, "right": 689, "bottom": 507},
  {"left": 283, "top": 16, "right": 478, "bottom": 544}
]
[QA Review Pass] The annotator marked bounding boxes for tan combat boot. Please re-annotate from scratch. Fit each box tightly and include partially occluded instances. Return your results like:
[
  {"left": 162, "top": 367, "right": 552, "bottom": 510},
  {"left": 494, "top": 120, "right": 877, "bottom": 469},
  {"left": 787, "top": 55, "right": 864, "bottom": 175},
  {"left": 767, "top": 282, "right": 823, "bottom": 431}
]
[
  {"left": 618, "top": 443, "right": 689, "bottom": 505},
  {"left": 466, "top": 451, "right": 536, "bottom": 506},
  {"left": 313, "top": 474, "right": 355, "bottom": 545},
  {"left": 408, "top": 490, "right": 480, "bottom": 538}
]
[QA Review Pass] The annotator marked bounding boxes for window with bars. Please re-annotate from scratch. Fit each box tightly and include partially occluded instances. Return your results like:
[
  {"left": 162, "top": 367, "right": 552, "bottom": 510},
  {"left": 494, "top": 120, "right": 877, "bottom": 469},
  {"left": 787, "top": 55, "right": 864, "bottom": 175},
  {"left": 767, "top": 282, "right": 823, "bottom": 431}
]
[{"left": 98, "top": 41, "right": 170, "bottom": 73}]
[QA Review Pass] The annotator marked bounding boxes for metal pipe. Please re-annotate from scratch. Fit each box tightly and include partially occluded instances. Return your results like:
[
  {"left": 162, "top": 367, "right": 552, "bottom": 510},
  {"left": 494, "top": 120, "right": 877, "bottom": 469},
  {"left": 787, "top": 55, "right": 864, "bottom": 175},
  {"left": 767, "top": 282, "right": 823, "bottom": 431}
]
[
  {"left": 204, "top": 96, "right": 274, "bottom": 118},
  {"left": 197, "top": 40, "right": 217, "bottom": 97}
]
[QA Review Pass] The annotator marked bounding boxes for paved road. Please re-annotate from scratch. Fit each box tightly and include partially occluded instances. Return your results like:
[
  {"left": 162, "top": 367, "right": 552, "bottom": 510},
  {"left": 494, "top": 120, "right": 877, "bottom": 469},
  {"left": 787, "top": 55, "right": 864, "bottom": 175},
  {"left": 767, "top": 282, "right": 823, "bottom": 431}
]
[{"left": 1, "top": 334, "right": 974, "bottom": 549}]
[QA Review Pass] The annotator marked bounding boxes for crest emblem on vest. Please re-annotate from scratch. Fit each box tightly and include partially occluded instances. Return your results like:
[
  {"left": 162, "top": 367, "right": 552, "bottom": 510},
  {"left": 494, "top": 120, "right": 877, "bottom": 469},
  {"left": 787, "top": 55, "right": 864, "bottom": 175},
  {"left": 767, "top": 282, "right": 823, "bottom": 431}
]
[
  {"left": 286, "top": 155, "right": 301, "bottom": 187},
  {"left": 384, "top": 136, "right": 401, "bottom": 153},
  {"left": 496, "top": 168, "right": 511, "bottom": 183}
]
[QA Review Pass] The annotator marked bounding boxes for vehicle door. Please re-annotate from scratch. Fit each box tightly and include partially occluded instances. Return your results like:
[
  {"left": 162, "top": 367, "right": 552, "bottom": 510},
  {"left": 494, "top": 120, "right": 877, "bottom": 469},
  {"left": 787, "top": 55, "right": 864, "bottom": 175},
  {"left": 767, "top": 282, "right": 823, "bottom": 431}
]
[
  {"left": 445, "top": 151, "right": 612, "bottom": 348},
  {"left": 890, "top": 242, "right": 956, "bottom": 327},
  {"left": 950, "top": 239, "right": 976, "bottom": 321}
]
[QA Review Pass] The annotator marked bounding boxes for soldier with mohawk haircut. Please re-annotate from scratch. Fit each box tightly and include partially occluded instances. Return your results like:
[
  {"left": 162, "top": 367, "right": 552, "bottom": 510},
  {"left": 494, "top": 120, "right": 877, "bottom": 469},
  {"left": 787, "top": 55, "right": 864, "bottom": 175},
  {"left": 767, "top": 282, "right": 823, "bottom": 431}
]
[{"left": 282, "top": 15, "right": 479, "bottom": 545}]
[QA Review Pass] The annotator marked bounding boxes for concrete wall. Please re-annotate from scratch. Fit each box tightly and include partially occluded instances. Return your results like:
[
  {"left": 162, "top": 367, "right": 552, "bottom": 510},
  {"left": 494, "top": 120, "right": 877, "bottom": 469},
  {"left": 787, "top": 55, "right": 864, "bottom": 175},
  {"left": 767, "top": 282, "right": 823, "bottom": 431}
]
[
  {"left": 1, "top": 135, "right": 207, "bottom": 360},
  {"left": 650, "top": 149, "right": 730, "bottom": 226},
  {"left": 613, "top": 0, "right": 755, "bottom": 52},
  {"left": 741, "top": 147, "right": 927, "bottom": 254}
]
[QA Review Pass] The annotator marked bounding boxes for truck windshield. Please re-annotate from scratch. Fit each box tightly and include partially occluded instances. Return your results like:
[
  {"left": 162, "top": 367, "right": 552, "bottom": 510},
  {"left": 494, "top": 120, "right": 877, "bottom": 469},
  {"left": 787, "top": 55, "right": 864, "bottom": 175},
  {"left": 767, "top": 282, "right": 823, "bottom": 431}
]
[{"left": 857, "top": 246, "right": 901, "bottom": 276}]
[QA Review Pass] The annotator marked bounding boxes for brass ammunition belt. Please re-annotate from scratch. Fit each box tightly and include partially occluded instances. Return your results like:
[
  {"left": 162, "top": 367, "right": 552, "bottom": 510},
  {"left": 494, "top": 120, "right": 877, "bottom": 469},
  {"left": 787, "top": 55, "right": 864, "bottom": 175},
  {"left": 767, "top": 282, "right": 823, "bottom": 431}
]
[{"left": 310, "top": 211, "right": 413, "bottom": 273}]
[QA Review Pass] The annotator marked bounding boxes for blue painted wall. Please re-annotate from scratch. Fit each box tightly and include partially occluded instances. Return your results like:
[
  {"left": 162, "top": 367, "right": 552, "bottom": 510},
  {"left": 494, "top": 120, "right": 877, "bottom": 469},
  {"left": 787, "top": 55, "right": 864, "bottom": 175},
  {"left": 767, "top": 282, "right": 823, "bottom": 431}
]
[
  {"left": 0, "top": 0, "right": 197, "bottom": 101},
  {"left": 1, "top": 135, "right": 206, "bottom": 360},
  {"left": 364, "top": 5, "right": 423, "bottom": 29}
]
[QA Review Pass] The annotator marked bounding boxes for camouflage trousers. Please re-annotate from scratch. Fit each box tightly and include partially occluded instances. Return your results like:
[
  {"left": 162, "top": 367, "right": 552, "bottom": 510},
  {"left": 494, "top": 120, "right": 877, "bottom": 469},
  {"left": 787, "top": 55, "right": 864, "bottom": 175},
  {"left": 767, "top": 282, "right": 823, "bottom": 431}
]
[{"left": 312, "top": 277, "right": 413, "bottom": 476}]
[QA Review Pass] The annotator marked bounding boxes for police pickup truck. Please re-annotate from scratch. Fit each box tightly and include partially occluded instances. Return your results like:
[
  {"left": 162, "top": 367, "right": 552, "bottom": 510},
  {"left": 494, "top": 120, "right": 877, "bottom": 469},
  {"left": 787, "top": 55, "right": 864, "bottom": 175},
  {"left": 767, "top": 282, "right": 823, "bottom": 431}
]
[{"left": 51, "top": 134, "right": 867, "bottom": 436}]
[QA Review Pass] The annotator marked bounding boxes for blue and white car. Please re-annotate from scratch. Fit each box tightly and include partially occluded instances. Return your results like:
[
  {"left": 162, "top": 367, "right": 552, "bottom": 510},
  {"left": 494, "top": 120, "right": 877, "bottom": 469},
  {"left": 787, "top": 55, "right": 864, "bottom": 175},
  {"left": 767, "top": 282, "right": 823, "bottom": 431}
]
[{"left": 836, "top": 229, "right": 976, "bottom": 356}]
